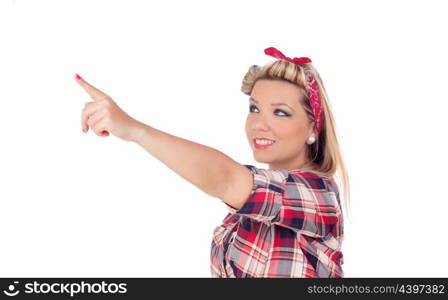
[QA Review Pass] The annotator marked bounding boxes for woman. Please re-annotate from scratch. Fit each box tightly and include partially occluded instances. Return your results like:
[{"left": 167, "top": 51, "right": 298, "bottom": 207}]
[{"left": 76, "top": 46, "right": 350, "bottom": 278}]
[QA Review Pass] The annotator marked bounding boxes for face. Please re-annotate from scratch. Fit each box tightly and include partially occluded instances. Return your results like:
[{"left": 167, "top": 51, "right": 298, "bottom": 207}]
[{"left": 246, "top": 79, "right": 315, "bottom": 170}]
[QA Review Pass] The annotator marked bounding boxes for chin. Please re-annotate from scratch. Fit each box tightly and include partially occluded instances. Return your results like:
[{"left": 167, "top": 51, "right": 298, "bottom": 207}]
[{"left": 254, "top": 156, "right": 274, "bottom": 164}]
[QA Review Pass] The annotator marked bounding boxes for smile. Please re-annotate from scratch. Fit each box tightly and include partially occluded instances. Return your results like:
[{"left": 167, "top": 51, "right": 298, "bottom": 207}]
[{"left": 253, "top": 138, "right": 276, "bottom": 150}]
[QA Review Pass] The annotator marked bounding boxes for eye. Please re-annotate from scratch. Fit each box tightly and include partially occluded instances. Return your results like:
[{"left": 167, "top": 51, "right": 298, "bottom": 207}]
[
  {"left": 249, "top": 105, "right": 290, "bottom": 117},
  {"left": 275, "top": 109, "right": 289, "bottom": 117},
  {"left": 249, "top": 104, "right": 258, "bottom": 113}
]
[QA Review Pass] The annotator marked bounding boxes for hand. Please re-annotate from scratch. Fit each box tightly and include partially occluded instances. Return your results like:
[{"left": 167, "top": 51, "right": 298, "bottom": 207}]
[{"left": 75, "top": 73, "right": 143, "bottom": 142}]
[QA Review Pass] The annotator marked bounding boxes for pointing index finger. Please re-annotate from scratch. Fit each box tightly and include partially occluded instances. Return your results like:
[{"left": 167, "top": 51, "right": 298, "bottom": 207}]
[{"left": 74, "top": 73, "right": 109, "bottom": 100}]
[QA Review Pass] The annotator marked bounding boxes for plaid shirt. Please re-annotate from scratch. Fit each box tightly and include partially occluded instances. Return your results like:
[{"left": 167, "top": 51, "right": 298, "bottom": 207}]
[{"left": 210, "top": 164, "right": 344, "bottom": 278}]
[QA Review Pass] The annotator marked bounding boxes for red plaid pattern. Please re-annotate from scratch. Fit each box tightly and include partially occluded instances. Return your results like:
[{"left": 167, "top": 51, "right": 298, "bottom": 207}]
[{"left": 210, "top": 164, "right": 344, "bottom": 278}]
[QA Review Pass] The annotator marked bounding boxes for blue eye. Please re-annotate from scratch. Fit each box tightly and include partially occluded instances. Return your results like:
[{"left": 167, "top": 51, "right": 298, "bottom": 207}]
[{"left": 249, "top": 105, "right": 290, "bottom": 117}]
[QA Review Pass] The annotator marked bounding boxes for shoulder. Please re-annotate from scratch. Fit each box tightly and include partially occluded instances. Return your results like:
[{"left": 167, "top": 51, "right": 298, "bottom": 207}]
[
  {"left": 222, "top": 164, "right": 339, "bottom": 212},
  {"left": 244, "top": 165, "right": 341, "bottom": 208},
  {"left": 242, "top": 164, "right": 289, "bottom": 184},
  {"left": 287, "top": 169, "right": 334, "bottom": 190},
  {"left": 244, "top": 164, "right": 335, "bottom": 192}
]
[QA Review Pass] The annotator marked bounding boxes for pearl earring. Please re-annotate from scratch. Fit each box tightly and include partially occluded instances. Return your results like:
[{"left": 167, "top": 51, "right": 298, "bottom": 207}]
[{"left": 307, "top": 135, "right": 316, "bottom": 144}]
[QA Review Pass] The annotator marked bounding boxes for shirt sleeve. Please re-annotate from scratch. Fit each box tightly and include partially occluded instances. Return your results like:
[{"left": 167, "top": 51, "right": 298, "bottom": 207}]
[{"left": 224, "top": 164, "right": 341, "bottom": 238}]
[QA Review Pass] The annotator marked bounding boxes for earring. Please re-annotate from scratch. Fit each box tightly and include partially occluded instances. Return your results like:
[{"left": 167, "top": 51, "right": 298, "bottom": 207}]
[{"left": 307, "top": 135, "right": 315, "bottom": 144}]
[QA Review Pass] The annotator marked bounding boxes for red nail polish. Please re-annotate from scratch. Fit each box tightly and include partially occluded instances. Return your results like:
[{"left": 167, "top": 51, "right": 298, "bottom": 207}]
[{"left": 75, "top": 74, "right": 82, "bottom": 80}]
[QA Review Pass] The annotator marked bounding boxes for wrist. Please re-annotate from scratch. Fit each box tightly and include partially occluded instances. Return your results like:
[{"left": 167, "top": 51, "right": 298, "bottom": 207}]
[{"left": 130, "top": 121, "right": 151, "bottom": 144}]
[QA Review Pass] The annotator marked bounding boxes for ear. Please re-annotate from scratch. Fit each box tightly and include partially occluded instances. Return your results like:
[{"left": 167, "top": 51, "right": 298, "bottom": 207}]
[{"left": 308, "top": 121, "right": 316, "bottom": 137}]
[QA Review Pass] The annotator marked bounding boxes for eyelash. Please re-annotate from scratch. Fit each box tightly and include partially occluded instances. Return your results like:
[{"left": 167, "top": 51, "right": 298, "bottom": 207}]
[{"left": 249, "top": 105, "right": 291, "bottom": 117}]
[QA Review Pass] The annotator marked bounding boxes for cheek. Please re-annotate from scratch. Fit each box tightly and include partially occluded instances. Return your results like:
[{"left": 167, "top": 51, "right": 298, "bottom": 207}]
[
  {"left": 275, "top": 121, "right": 303, "bottom": 139},
  {"left": 276, "top": 123, "right": 309, "bottom": 149}
]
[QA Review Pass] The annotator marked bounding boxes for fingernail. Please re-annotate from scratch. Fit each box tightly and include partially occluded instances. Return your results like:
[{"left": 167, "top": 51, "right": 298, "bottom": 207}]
[{"left": 75, "top": 73, "right": 82, "bottom": 80}]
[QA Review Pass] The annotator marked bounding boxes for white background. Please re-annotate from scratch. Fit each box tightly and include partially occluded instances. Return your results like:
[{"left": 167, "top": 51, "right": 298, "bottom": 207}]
[{"left": 1, "top": 0, "right": 447, "bottom": 277}]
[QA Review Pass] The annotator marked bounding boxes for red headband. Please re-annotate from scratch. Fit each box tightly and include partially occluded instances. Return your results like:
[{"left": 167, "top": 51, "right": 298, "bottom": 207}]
[{"left": 264, "top": 47, "right": 324, "bottom": 135}]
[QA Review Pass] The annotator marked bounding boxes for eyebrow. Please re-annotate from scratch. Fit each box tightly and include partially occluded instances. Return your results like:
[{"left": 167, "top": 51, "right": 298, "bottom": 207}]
[{"left": 249, "top": 97, "right": 294, "bottom": 111}]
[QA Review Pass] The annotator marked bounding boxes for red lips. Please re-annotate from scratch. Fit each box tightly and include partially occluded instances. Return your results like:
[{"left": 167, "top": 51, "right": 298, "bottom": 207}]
[{"left": 253, "top": 138, "right": 276, "bottom": 150}]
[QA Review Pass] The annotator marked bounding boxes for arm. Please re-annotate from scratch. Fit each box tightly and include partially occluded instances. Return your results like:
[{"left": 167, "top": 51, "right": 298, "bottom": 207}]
[
  {"left": 74, "top": 74, "right": 252, "bottom": 205},
  {"left": 131, "top": 122, "right": 252, "bottom": 204}
]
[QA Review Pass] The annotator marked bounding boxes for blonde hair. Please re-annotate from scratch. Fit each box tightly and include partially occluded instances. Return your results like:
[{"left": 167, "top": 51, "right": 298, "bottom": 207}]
[{"left": 241, "top": 59, "right": 352, "bottom": 220}]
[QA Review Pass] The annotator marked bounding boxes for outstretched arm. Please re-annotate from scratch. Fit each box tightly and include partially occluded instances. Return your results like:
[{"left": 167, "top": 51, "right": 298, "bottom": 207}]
[
  {"left": 75, "top": 73, "right": 252, "bottom": 205},
  {"left": 132, "top": 123, "right": 250, "bottom": 202}
]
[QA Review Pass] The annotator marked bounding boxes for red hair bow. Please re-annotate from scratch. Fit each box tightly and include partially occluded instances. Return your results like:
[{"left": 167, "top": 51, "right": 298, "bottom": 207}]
[
  {"left": 263, "top": 46, "right": 324, "bottom": 135},
  {"left": 264, "top": 47, "right": 312, "bottom": 65}
]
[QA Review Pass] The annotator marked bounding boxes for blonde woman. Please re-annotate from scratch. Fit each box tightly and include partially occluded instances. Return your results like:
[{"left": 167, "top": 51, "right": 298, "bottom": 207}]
[{"left": 76, "top": 46, "right": 350, "bottom": 278}]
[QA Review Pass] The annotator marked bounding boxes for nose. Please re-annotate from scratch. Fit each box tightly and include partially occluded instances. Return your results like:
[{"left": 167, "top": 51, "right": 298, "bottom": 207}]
[{"left": 251, "top": 114, "right": 271, "bottom": 132}]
